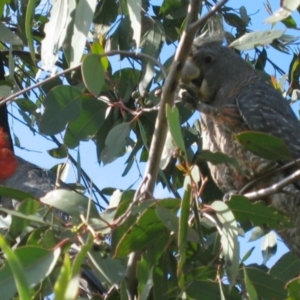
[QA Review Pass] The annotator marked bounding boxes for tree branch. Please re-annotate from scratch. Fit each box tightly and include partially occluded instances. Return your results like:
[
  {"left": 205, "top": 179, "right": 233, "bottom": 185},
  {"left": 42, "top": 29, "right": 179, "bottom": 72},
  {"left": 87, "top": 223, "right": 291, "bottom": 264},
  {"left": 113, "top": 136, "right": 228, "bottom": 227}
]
[
  {"left": 125, "top": 1, "right": 229, "bottom": 299},
  {"left": 239, "top": 158, "right": 300, "bottom": 194},
  {"left": 0, "top": 50, "right": 166, "bottom": 106},
  {"left": 244, "top": 169, "right": 300, "bottom": 201}
]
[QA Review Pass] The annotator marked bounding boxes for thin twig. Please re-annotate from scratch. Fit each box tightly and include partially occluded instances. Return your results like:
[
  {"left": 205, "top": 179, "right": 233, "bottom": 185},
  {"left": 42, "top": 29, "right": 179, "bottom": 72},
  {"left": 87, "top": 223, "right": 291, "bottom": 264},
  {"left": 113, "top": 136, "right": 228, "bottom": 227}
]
[
  {"left": 244, "top": 169, "right": 300, "bottom": 201},
  {"left": 239, "top": 158, "right": 300, "bottom": 194},
  {"left": 189, "top": 0, "right": 228, "bottom": 32},
  {"left": 0, "top": 50, "right": 167, "bottom": 106}
]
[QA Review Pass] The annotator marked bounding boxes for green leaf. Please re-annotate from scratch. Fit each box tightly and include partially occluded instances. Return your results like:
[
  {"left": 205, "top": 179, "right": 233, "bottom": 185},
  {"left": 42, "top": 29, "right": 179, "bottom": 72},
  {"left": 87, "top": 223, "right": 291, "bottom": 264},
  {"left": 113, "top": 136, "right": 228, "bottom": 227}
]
[
  {"left": 0, "top": 82, "right": 12, "bottom": 98},
  {"left": 72, "top": 234, "right": 94, "bottom": 276},
  {"left": 9, "top": 198, "right": 39, "bottom": 238},
  {"left": 91, "top": 41, "right": 109, "bottom": 70},
  {"left": 0, "top": 207, "right": 53, "bottom": 227},
  {"left": 290, "top": 55, "right": 300, "bottom": 86},
  {"left": 177, "top": 181, "right": 191, "bottom": 290},
  {"left": 113, "top": 68, "right": 141, "bottom": 103},
  {"left": 47, "top": 145, "right": 68, "bottom": 158},
  {"left": 225, "top": 13, "right": 247, "bottom": 28},
  {"left": 255, "top": 48, "right": 267, "bottom": 71},
  {"left": 0, "top": 186, "right": 37, "bottom": 201},
  {"left": 114, "top": 205, "right": 166, "bottom": 257},
  {"left": 245, "top": 265, "right": 286, "bottom": 298},
  {"left": 166, "top": 104, "right": 187, "bottom": 161},
  {"left": 156, "top": 205, "right": 199, "bottom": 243},
  {"left": 64, "top": 96, "right": 107, "bottom": 148},
  {"left": 286, "top": 276, "right": 300, "bottom": 299},
  {"left": 137, "top": 255, "right": 153, "bottom": 300},
  {"left": 82, "top": 54, "right": 105, "bottom": 96},
  {"left": 93, "top": 0, "right": 118, "bottom": 25},
  {"left": 87, "top": 250, "right": 125, "bottom": 286},
  {"left": 0, "top": 236, "right": 31, "bottom": 300},
  {"left": 0, "top": 246, "right": 61, "bottom": 300},
  {"left": 281, "top": 15, "right": 297, "bottom": 28},
  {"left": 197, "top": 150, "right": 243, "bottom": 173},
  {"left": 54, "top": 254, "right": 72, "bottom": 300},
  {"left": 211, "top": 201, "right": 239, "bottom": 289},
  {"left": 241, "top": 247, "right": 255, "bottom": 263},
  {"left": 0, "top": 22, "right": 23, "bottom": 45},
  {"left": 153, "top": 254, "right": 170, "bottom": 300},
  {"left": 239, "top": 6, "right": 250, "bottom": 25},
  {"left": 228, "top": 195, "right": 292, "bottom": 229},
  {"left": 101, "top": 122, "right": 131, "bottom": 165},
  {"left": 115, "top": 16, "right": 132, "bottom": 51},
  {"left": 25, "top": 0, "right": 36, "bottom": 64},
  {"left": 15, "top": 98, "right": 37, "bottom": 113},
  {"left": 186, "top": 281, "right": 224, "bottom": 300},
  {"left": 230, "top": 30, "right": 285, "bottom": 51},
  {"left": 139, "top": 22, "right": 163, "bottom": 93},
  {"left": 113, "top": 200, "right": 179, "bottom": 257},
  {"left": 270, "top": 252, "right": 300, "bottom": 282},
  {"left": 235, "top": 131, "right": 291, "bottom": 161},
  {"left": 39, "top": 86, "right": 82, "bottom": 135},
  {"left": 243, "top": 267, "right": 259, "bottom": 300}
]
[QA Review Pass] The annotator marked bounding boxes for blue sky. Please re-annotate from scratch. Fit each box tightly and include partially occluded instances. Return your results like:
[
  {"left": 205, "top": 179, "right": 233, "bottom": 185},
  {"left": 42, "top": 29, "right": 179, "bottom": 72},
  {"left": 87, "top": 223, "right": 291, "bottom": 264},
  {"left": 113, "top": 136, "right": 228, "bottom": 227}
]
[{"left": 9, "top": 0, "right": 300, "bottom": 266}]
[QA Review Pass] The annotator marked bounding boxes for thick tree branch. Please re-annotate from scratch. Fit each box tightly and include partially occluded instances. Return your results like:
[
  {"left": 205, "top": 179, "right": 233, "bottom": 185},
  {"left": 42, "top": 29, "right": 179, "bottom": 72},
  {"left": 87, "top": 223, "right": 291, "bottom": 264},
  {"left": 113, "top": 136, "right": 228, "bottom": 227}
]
[{"left": 125, "top": 1, "right": 229, "bottom": 299}]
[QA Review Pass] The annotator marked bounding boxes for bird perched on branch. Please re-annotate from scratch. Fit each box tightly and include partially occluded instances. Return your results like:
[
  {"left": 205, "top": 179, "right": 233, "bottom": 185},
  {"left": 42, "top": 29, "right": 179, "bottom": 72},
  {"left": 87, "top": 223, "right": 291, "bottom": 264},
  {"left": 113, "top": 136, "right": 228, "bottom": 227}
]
[{"left": 180, "top": 37, "right": 300, "bottom": 257}]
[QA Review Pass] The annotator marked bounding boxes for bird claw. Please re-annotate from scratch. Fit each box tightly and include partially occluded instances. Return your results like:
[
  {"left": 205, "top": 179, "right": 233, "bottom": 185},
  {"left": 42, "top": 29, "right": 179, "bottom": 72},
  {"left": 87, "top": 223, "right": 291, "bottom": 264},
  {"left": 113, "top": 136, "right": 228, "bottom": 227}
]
[{"left": 179, "top": 82, "right": 199, "bottom": 110}]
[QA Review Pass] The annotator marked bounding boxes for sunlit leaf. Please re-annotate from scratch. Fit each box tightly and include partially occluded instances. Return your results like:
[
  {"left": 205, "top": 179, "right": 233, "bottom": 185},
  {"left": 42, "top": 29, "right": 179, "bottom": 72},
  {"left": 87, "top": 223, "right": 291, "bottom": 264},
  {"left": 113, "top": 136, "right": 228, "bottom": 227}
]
[
  {"left": 249, "top": 226, "right": 265, "bottom": 242},
  {"left": 230, "top": 30, "right": 285, "bottom": 51},
  {"left": 41, "top": 189, "right": 99, "bottom": 221},
  {"left": 127, "top": 0, "right": 141, "bottom": 50},
  {"left": 261, "top": 231, "right": 277, "bottom": 264},
  {"left": 41, "top": 0, "right": 68, "bottom": 70},
  {"left": 70, "top": 0, "right": 97, "bottom": 67},
  {"left": 211, "top": 201, "right": 239, "bottom": 289},
  {"left": 264, "top": 0, "right": 300, "bottom": 24}
]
